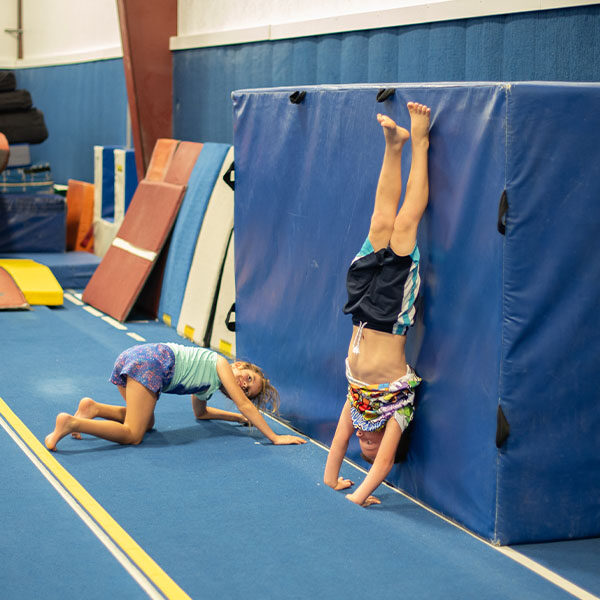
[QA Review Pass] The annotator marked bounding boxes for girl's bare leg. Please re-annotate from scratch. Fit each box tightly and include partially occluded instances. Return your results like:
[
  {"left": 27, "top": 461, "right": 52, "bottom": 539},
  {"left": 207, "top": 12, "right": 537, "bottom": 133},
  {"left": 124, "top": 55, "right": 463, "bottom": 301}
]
[
  {"left": 368, "top": 114, "right": 410, "bottom": 252},
  {"left": 390, "top": 102, "right": 431, "bottom": 256},
  {"left": 74, "top": 396, "right": 126, "bottom": 422},
  {"left": 46, "top": 378, "right": 157, "bottom": 450},
  {"left": 71, "top": 390, "right": 154, "bottom": 439},
  {"left": 71, "top": 396, "right": 126, "bottom": 438}
]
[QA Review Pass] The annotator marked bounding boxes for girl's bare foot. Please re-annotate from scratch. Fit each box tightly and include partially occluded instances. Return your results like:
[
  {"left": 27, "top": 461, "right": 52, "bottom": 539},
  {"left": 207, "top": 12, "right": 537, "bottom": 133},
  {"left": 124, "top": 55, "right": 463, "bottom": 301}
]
[
  {"left": 377, "top": 113, "right": 409, "bottom": 150},
  {"left": 407, "top": 102, "right": 431, "bottom": 145},
  {"left": 45, "top": 413, "right": 75, "bottom": 451},
  {"left": 71, "top": 397, "right": 97, "bottom": 439}
]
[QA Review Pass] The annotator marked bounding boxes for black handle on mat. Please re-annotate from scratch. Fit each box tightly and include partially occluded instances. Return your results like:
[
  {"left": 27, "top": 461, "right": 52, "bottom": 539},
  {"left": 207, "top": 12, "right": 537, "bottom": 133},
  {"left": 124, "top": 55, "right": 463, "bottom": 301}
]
[
  {"left": 223, "top": 161, "right": 235, "bottom": 191},
  {"left": 225, "top": 303, "right": 236, "bottom": 332},
  {"left": 498, "top": 190, "right": 508, "bottom": 235},
  {"left": 376, "top": 88, "right": 395, "bottom": 102},
  {"left": 289, "top": 91, "right": 306, "bottom": 104}
]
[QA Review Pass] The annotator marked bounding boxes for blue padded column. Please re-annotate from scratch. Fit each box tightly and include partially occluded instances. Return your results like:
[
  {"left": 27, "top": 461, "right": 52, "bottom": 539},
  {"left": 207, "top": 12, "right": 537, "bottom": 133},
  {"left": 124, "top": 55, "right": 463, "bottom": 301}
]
[{"left": 497, "top": 83, "right": 600, "bottom": 543}]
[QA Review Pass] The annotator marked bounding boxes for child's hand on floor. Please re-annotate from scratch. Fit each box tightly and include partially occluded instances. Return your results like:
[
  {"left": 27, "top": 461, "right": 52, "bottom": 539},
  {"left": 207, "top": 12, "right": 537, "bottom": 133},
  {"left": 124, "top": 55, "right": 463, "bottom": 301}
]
[
  {"left": 273, "top": 434, "right": 307, "bottom": 445},
  {"left": 334, "top": 477, "right": 354, "bottom": 491},
  {"left": 346, "top": 493, "right": 381, "bottom": 507}
]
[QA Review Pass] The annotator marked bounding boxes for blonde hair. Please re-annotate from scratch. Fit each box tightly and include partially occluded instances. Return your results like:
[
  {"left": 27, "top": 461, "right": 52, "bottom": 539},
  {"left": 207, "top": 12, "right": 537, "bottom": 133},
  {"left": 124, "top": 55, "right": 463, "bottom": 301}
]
[{"left": 237, "top": 361, "right": 280, "bottom": 414}]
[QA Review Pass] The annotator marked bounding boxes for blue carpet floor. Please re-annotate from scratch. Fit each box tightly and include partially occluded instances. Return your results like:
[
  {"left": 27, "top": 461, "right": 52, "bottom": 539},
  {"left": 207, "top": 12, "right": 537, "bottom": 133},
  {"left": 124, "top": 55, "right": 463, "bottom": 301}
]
[{"left": 1, "top": 297, "right": 598, "bottom": 599}]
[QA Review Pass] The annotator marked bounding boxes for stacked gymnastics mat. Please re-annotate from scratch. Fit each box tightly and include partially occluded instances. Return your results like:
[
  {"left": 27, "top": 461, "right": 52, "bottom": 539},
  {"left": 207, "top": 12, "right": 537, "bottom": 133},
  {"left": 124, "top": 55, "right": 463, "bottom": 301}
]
[
  {"left": 93, "top": 146, "right": 138, "bottom": 258},
  {"left": 232, "top": 83, "right": 600, "bottom": 545},
  {"left": 159, "top": 144, "right": 234, "bottom": 349},
  {"left": 83, "top": 139, "right": 210, "bottom": 321}
]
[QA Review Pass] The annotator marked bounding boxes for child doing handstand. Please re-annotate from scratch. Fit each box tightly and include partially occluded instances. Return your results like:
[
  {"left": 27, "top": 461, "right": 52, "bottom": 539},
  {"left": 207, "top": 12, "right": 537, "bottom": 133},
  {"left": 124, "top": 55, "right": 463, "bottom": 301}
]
[
  {"left": 324, "top": 102, "right": 431, "bottom": 506},
  {"left": 45, "top": 342, "right": 306, "bottom": 449}
]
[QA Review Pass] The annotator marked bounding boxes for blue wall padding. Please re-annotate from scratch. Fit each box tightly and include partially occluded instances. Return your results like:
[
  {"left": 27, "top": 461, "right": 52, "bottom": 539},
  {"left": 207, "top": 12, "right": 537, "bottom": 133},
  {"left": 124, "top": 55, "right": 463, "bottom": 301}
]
[
  {"left": 174, "top": 5, "right": 600, "bottom": 145},
  {"left": 232, "top": 83, "right": 600, "bottom": 545},
  {"left": 157, "top": 143, "right": 231, "bottom": 326},
  {"left": 0, "top": 193, "right": 65, "bottom": 252},
  {"left": 15, "top": 60, "right": 128, "bottom": 185}
]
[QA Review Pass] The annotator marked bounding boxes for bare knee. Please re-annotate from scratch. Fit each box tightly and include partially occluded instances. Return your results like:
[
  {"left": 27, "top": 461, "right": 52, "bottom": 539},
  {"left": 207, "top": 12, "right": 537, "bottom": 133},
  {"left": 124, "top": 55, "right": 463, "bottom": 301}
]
[
  {"left": 393, "top": 210, "right": 420, "bottom": 236},
  {"left": 146, "top": 414, "right": 155, "bottom": 432},
  {"left": 127, "top": 434, "right": 145, "bottom": 446},
  {"left": 369, "top": 212, "right": 394, "bottom": 245},
  {"left": 79, "top": 397, "right": 96, "bottom": 411},
  {"left": 122, "top": 426, "right": 145, "bottom": 445},
  {"left": 390, "top": 214, "right": 418, "bottom": 255}
]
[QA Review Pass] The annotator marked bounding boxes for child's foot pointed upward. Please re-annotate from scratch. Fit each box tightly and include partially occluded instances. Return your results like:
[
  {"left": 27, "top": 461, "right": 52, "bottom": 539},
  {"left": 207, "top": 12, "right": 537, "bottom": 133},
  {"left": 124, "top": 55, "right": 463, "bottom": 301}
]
[
  {"left": 45, "top": 412, "right": 75, "bottom": 451},
  {"left": 377, "top": 113, "right": 409, "bottom": 150},
  {"left": 71, "top": 396, "right": 96, "bottom": 438},
  {"left": 407, "top": 102, "right": 430, "bottom": 145}
]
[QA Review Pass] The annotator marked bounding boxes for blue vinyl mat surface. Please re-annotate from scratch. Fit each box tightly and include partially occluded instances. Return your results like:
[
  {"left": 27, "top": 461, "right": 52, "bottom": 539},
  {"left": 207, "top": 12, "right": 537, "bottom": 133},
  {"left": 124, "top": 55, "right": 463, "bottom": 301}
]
[{"left": 1, "top": 297, "right": 598, "bottom": 599}]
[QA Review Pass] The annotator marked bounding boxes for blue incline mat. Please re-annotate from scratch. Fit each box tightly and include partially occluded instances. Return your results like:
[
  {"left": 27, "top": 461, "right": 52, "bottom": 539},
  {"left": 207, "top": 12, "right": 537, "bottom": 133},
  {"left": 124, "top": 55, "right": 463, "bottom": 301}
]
[
  {"left": 1, "top": 301, "right": 598, "bottom": 599},
  {"left": 157, "top": 142, "right": 231, "bottom": 327},
  {"left": 231, "top": 83, "right": 600, "bottom": 545}
]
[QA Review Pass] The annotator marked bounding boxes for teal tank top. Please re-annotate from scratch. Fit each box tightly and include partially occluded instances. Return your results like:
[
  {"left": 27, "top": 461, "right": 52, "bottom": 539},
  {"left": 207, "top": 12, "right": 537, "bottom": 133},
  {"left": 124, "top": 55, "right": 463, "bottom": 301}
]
[{"left": 163, "top": 343, "right": 221, "bottom": 400}]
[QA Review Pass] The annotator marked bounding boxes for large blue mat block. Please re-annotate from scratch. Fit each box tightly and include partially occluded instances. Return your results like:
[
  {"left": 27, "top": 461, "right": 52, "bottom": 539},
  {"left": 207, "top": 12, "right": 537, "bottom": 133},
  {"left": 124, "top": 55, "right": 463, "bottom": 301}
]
[
  {"left": 497, "top": 83, "right": 600, "bottom": 543},
  {"left": 0, "top": 193, "right": 66, "bottom": 252},
  {"left": 158, "top": 143, "right": 231, "bottom": 328},
  {"left": 232, "top": 83, "right": 600, "bottom": 545}
]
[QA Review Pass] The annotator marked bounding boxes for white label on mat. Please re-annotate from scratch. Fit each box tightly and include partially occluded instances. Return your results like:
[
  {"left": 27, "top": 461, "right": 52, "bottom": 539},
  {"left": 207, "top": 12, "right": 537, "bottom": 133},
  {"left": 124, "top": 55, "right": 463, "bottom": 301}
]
[{"left": 111, "top": 237, "right": 157, "bottom": 262}]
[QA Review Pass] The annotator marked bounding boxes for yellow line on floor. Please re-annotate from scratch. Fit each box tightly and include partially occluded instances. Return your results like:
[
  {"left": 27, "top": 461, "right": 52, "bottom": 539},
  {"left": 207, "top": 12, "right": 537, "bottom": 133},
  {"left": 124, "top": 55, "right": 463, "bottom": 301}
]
[{"left": 0, "top": 397, "right": 191, "bottom": 600}]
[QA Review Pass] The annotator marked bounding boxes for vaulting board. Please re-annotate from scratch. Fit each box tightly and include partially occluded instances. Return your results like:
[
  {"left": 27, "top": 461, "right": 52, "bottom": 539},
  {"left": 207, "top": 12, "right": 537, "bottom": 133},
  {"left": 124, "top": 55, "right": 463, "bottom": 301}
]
[
  {"left": 0, "top": 258, "right": 62, "bottom": 305},
  {"left": 82, "top": 180, "right": 185, "bottom": 321},
  {"left": 0, "top": 251, "right": 100, "bottom": 288},
  {"left": 159, "top": 143, "right": 231, "bottom": 331},
  {"left": 232, "top": 83, "right": 600, "bottom": 544}
]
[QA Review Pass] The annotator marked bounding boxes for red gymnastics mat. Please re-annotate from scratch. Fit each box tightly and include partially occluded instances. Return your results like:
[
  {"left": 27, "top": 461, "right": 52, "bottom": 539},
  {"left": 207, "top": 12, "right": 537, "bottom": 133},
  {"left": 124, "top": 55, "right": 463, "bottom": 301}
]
[
  {"left": 164, "top": 141, "right": 203, "bottom": 185},
  {"left": 82, "top": 180, "right": 185, "bottom": 321}
]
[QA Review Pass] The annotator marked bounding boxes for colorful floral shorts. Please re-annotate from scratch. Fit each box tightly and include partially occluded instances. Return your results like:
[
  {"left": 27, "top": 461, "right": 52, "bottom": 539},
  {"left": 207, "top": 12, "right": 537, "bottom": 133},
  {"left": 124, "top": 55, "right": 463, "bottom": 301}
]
[
  {"left": 346, "top": 360, "right": 421, "bottom": 432},
  {"left": 110, "top": 343, "right": 176, "bottom": 395}
]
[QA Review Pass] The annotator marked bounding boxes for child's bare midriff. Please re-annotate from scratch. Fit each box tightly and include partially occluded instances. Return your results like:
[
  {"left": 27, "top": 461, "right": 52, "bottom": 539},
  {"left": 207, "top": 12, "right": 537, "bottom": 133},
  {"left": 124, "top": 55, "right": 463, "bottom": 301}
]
[{"left": 346, "top": 325, "right": 408, "bottom": 384}]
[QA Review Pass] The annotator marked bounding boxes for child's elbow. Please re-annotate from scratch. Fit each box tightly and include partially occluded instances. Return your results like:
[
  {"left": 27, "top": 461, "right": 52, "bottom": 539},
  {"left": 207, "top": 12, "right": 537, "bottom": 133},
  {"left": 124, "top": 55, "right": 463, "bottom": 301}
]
[{"left": 192, "top": 396, "right": 207, "bottom": 419}]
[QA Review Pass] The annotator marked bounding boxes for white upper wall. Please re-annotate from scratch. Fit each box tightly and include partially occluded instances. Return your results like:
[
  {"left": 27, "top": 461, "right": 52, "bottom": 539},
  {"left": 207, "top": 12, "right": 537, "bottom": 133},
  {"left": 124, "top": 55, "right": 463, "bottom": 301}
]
[
  {"left": 174, "top": 0, "right": 600, "bottom": 49},
  {"left": 178, "top": 0, "right": 449, "bottom": 35},
  {"left": 0, "top": 0, "right": 596, "bottom": 67},
  {"left": 0, "top": 0, "right": 121, "bottom": 68}
]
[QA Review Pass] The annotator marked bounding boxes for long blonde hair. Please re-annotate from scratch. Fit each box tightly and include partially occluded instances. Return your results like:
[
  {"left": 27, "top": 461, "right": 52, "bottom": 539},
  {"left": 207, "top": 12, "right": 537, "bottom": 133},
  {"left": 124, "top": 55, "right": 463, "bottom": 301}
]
[{"left": 237, "top": 361, "right": 280, "bottom": 414}]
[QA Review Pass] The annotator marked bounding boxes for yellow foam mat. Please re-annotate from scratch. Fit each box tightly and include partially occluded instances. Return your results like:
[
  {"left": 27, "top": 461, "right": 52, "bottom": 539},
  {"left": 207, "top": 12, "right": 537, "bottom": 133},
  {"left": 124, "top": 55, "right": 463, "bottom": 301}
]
[{"left": 0, "top": 259, "right": 63, "bottom": 305}]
